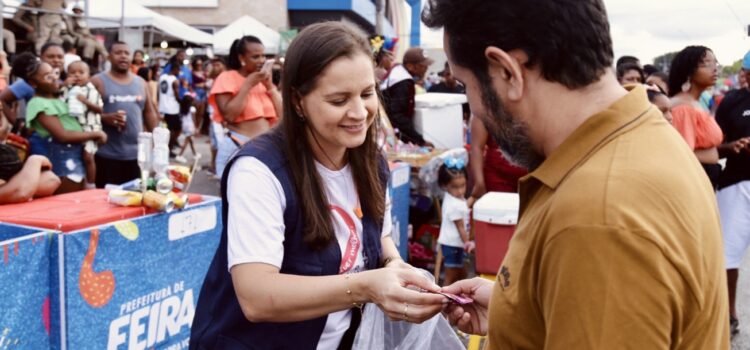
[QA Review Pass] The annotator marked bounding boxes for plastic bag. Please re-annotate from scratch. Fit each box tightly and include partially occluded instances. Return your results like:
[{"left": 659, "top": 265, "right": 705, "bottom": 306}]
[{"left": 352, "top": 303, "right": 465, "bottom": 350}]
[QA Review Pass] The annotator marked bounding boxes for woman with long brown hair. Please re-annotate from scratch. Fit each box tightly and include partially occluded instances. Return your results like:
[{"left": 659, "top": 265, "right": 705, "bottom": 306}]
[{"left": 191, "top": 22, "right": 446, "bottom": 349}]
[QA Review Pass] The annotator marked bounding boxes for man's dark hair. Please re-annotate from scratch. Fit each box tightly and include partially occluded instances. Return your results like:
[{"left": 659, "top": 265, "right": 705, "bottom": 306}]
[
  {"left": 616, "top": 55, "right": 640, "bottom": 68},
  {"left": 667, "top": 46, "right": 711, "bottom": 97},
  {"left": 62, "top": 40, "right": 75, "bottom": 53},
  {"left": 643, "top": 64, "right": 659, "bottom": 76},
  {"left": 648, "top": 70, "right": 668, "bottom": 82},
  {"left": 421, "top": 0, "right": 613, "bottom": 89},
  {"left": 616, "top": 62, "right": 644, "bottom": 83},
  {"left": 108, "top": 41, "right": 128, "bottom": 53}
]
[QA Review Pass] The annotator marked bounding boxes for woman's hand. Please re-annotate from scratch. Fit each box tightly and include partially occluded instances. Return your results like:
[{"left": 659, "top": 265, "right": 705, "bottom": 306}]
[
  {"left": 441, "top": 277, "right": 493, "bottom": 335},
  {"left": 91, "top": 131, "right": 108, "bottom": 144},
  {"left": 359, "top": 267, "right": 446, "bottom": 324},
  {"left": 245, "top": 71, "right": 270, "bottom": 88}
]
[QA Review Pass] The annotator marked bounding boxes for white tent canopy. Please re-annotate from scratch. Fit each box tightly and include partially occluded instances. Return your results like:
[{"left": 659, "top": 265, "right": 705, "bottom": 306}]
[
  {"left": 213, "top": 15, "right": 281, "bottom": 55},
  {"left": 85, "top": 0, "right": 213, "bottom": 45}
]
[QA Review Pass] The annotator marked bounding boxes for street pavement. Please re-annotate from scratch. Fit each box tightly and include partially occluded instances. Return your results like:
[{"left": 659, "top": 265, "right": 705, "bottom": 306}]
[
  {"left": 180, "top": 134, "right": 220, "bottom": 197},
  {"left": 733, "top": 256, "right": 750, "bottom": 349}
]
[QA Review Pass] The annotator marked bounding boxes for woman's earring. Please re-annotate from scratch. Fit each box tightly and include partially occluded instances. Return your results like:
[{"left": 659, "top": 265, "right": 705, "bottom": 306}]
[
  {"left": 681, "top": 80, "right": 691, "bottom": 93},
  {"left": 297, "top": 110, "right": 306, "bottom": 122}
]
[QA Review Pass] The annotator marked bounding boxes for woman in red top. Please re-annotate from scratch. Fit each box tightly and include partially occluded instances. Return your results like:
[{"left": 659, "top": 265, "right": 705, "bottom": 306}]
[
  {"left": 668, "top": 46, "right": 723, "bottom": 189},
  {"left": 209, "top": 36, "right": 282, "bottom": 176},
  {"left": 468, "top": 116, "right": 527, "bottom": 207}
]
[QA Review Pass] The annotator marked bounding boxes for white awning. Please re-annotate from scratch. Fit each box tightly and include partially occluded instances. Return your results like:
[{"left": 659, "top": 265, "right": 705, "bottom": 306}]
[
  {"left": 85, "top": 0, "right": 213, "bottom": 45},
  {"left": 213, "top": 15, "right": 281, "bottom": 55}
]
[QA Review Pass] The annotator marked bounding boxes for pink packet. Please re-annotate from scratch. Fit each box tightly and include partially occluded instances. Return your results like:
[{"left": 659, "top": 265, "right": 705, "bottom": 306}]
[{"left": 438, "top": 292, "right": 473, "bottom": 304}]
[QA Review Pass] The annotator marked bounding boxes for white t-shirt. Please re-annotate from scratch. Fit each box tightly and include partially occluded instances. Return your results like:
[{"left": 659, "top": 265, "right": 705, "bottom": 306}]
[
  {"left": 181, "top": 106, "right": 197, "bottom": 136},
  {"left": 158, "top": 74, "right": 180, "bottom": 115},
  {"left": 226, "top": 157, "right": 393, "bottom": 350},
  {"left": 437, "top": 193, "right": 470, "bottom": 248}
]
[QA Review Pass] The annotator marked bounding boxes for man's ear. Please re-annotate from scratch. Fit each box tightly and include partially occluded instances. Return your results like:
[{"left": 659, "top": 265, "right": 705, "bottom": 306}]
[{"left": 484, "top": 47, "right": 527, "bottom": 102}]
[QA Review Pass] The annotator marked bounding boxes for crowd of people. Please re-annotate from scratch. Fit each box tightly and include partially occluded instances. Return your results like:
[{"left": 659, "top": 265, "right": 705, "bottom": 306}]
[{"left": 3, "top": 0, "right": 750, "bottom": 348}]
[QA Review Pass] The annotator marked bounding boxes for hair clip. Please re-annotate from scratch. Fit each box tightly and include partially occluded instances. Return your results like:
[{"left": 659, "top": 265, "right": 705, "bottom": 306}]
[
  {"left": 370, "top": 35, "right": 385, "bottom": 55},
  {"left": 444, "top": 157, "right": 465, "bottom": 170}
]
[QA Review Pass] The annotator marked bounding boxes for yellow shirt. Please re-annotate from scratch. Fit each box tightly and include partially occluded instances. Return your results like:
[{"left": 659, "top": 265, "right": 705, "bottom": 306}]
[{"left": 486, "top": 86, "right": 729, "bottom": 349}]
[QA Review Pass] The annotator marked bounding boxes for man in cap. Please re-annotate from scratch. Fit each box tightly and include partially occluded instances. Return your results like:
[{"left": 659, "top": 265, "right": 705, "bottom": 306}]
[
  {"left": 70, "top": 5, "right": 108, "bottom": 64},
  {"left": 380, "top": 46, "right": 435, "bottom": 147},
  {"left": 714, "top": 49, "right": 750, "bottom": 337}
]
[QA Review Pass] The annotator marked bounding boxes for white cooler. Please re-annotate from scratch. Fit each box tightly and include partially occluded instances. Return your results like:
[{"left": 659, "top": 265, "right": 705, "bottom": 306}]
[{"left": 414, "top": 93, "right": 467, "bottom": 149}]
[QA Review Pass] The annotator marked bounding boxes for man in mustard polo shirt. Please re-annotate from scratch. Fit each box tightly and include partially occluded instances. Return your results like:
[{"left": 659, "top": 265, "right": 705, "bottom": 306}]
[{"left": 424, "top": 1, "right": 729, "bottom": 348}]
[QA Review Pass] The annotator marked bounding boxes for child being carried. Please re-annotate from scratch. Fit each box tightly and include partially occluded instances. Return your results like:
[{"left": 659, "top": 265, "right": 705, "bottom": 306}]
[{"left": 66, "top": 61, "right": 103, "bottom": 187}]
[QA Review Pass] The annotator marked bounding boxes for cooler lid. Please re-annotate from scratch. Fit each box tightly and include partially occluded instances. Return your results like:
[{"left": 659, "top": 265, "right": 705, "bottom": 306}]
[
  {"left": 415, "top": 92, "right": 467, "bottom": 108},
  {"left": 473, "top": 192, "right": 519, "bottom": 225}
]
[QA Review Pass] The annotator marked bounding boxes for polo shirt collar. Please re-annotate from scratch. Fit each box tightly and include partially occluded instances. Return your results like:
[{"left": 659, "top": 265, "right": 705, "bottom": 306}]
[{"left": 528, "top": 85, "right": 653, "bottom": 189}]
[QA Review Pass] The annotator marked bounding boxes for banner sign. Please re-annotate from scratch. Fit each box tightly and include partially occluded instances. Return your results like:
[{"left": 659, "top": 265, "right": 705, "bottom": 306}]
[
  {"left": 51, "top": 199, "right": 222, "bottom": 350},
  {"left": 0, "top": 224, "right": 52, "bottom": 350}
]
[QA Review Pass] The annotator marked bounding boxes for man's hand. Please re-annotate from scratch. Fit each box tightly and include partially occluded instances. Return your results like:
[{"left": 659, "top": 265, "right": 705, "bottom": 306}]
[
  {"left": 731, "top": 137, "right": 750, "bottom": 154},
  {"left": 101, "top": 111, "right": 126, "bottom": 130},
  {"left": 441, "top": 277, "right": 493, "bottom": 335}
]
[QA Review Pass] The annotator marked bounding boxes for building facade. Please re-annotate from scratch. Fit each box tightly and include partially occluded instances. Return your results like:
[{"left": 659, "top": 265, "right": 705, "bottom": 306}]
[{"left": 140, "top": 0, "right": 289, "bottom": 33}]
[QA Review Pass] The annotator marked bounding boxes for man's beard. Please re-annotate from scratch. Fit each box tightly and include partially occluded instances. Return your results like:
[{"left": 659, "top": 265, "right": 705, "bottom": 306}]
[{"left": 478, "top": 82, "right": 544, "bottom": 171}]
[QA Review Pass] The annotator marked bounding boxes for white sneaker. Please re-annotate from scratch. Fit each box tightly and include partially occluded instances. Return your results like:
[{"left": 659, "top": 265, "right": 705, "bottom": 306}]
[{"left": 174, "top": 155, "right": 188, "bottom": 164}]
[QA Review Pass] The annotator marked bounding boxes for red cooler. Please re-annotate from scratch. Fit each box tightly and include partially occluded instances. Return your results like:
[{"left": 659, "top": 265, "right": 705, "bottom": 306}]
[{"left": 473, "top": 192, "right": 519, "bottom": 275}]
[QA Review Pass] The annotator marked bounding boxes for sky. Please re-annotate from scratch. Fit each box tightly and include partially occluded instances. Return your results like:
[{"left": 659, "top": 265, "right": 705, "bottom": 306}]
[
  {"left": 605, "top": 0, "right": 750, "bottom": 65},
  {"left": 419, "top": 0, "right": 750, "bottom": 66}
]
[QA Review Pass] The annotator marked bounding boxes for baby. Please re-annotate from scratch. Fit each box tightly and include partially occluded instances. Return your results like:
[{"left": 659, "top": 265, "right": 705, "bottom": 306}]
[{"left": 66, "top": 61, "right": 103, "bottom": 187}]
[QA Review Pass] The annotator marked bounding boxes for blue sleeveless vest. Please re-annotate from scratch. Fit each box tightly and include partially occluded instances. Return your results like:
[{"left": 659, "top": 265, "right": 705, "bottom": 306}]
[{"left": 190, "top": 131, "right": 386, "bottom": 350}]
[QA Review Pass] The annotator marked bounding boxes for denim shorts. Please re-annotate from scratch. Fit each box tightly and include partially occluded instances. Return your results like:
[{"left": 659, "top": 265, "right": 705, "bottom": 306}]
[
  {"left": 441, "top": 245, "right": 465, "bottom": 268},
  {"left": 47, "top": 140, "right": 85, "bottom": 182},
  {"left": 28, "top": 132, "right": 50, "bottom": 158},
  {"left": 216, "top": 130, "right": 250, "bottom": 177}
]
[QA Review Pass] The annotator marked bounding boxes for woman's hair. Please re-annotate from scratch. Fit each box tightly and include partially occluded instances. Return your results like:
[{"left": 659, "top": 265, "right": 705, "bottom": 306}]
[
  {"left": 133, "top": 49, "right": 145, "bottom": 63},
  {"left": 437, "top": 162, "right": 467, "bottom": 188},
  {"left": 150, "top": 64, "right": 160, "bottom": 79},
  {"left": 191, "top": 57, "right": 204, "bottom": 70},
  {"left": 136, "top": 66, "right": 150, "bottom": 81},
  {"left": 40, "top": 42, "right": 62, "bottom": 56},
  {"left": 667, "top": 45, "right": 711, "bottom": 97},
  {"left": 646, "top": 89, "right": 665, "bottom": 103},
  {"left": 11, "top": 52, "right": 41, "bottom": 82},
  {"left": 616, "top": 62, "right": 644, "bottom": 83},
  {"left": 227, "top": 36, "right": 263, "bottom": 71},
  {"left": 278, "top": 21, "right": 384, "bottom": 250}
]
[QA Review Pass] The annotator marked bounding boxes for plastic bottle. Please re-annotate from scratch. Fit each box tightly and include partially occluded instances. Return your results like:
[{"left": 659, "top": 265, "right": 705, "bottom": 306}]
[
  {"left": 152, "top": 127, "right": 170, "bottom": 180},
  {"left": 137, "top": 132, "right": 153, "bottom": 193}
]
